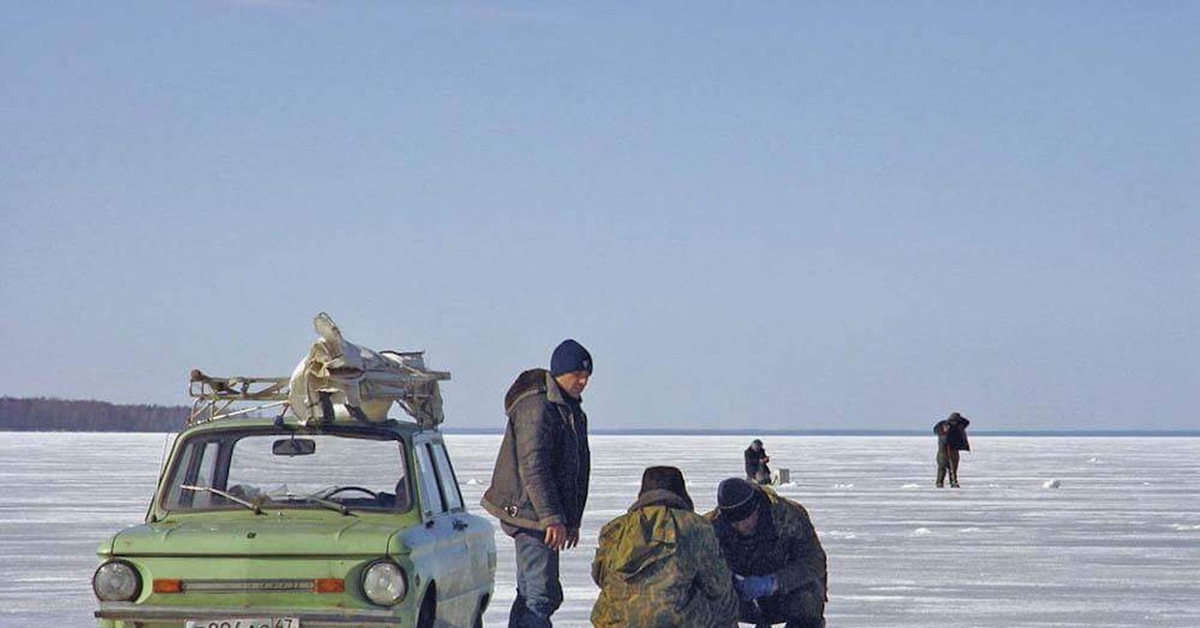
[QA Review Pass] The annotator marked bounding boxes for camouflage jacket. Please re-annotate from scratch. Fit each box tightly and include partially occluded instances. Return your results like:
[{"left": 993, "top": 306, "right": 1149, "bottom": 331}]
[
  {"left": 591, "top": 490, "right": 738, "bottom": 628},
  {"left": 705, "top": 486, "right": 828, "bottom": 599}
]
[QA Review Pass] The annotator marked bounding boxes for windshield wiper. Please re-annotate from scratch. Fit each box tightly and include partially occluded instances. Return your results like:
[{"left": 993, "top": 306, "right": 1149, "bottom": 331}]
[
  {"left": 180, "top": 484, "right": 264, "bottom": 515},
  {"left": 296, "top": 493, "right": 353, "bottom": 516}
]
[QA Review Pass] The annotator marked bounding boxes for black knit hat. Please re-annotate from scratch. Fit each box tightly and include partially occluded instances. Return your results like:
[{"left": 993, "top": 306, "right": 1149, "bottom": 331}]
[
  {"left": 717, "top": 477, "right": 759, "bottom": 522},
  {"left": 639, "top": 466, "right": 693, "bottom": 510},
  {"left": 550, "top": 339, "right": 593, "bottom": 376}
]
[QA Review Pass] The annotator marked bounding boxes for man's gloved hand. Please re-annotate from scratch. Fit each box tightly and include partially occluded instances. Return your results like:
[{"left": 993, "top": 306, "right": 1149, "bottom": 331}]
[{"left": 734, "top": 574, "right": 778, "bottom": 600}]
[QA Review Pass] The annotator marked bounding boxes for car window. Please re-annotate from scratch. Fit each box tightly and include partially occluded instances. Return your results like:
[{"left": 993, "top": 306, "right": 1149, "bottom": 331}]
[
  {"left": 414, "top": 442, "right": 445, "bottom": 517},
  {"left": 190, "top": 441, "right": 221, "bottom": 508},
  {"left": 164, "top": 440, "right": 220, "bottom": 508},
  {"left": 161, "top": 430, "right": 411, "bottom": 512},
  {"left": 430, "top": 442, "right": 464, "bottom": 511}
]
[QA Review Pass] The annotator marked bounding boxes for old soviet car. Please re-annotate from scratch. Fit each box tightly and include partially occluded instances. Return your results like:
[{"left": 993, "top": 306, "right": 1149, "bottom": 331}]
[{"left": 93, "top": 314, "right": 496, "bottom": 628}]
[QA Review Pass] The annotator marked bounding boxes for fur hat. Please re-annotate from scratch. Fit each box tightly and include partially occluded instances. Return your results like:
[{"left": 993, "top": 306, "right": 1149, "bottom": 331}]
[
  {"left": 550, "top": 339, "right": 593, "bottom": 376},
  {"left": 639, "top": 466, "right": 693, "bottom": 510},
  {"left": 638, "top": 465, "right": 696, "bottom": 506}
]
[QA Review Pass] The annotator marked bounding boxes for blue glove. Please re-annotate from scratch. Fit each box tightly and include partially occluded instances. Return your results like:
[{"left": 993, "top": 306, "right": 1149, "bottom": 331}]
[{"left": 734, "top": 574, "right": 777, "bottom": 600}]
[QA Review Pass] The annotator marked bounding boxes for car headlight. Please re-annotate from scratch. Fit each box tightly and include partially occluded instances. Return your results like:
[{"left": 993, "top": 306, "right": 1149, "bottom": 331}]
[
  {"left": 361, "top": 559, "right": 407, "bottom": 606},
  {"left": 93, "top": 560, "right": 142, "bottom": 602}
]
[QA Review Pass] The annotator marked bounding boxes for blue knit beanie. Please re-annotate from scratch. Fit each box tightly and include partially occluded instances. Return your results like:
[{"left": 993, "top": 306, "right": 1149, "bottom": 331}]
[{"left": 550, "top": 339, "right": 593, "bottom": 376}]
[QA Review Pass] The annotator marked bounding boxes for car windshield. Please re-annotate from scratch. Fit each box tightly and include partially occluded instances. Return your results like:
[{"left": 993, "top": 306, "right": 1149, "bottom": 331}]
[{"left": 161, "top": 428, "right": 411, "bottom": 513}]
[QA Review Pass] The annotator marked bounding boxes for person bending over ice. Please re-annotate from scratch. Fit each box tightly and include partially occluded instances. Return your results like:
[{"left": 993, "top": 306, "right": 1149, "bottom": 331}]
[
  {"left": 706, "top": 478, "right": 827, "bottom": 628},
  {"left": 745, "top": 438, "right": 772, "bottom": 484}
]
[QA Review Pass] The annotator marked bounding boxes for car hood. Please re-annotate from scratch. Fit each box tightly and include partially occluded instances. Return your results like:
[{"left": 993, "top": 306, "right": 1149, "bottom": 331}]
[{"left": 107, "top": 514, "right": 406, "bottom": 557}]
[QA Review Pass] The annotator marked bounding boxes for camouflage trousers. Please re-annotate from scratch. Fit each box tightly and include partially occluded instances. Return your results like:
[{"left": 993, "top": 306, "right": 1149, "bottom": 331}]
[
  {"left": 739, "top": 585, "right": 825, "bottom": 628},
  {"left": 936, "top": 447, "right": 961, "bottom": 488}
]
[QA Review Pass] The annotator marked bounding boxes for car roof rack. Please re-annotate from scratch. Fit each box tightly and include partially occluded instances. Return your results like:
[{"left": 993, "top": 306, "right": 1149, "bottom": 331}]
[
  {"left": 187, "top": 313, "right": 450, "bottom": 430},
  {"left": 188, "top": 371, "right": 291, "bottom": 425}
]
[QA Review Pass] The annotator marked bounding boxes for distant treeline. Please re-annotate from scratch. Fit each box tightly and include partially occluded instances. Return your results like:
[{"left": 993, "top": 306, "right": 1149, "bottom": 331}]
[{"left": 0, "top": 397, "right": 187, "bottom": 432}]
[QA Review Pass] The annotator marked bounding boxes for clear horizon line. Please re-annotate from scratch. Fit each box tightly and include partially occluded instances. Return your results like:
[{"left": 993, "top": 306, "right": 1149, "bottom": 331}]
[{"left": 441, "top": 427, "right": 1200, "bottom": 437}]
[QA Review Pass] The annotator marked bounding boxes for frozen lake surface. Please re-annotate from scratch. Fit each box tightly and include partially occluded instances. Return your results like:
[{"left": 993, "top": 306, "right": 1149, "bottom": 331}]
[{"left": 1, "top": 433, "right": 1198, "bottom": 627}]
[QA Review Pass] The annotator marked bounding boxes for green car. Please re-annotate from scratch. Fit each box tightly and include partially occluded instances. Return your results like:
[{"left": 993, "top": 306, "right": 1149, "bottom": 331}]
[{"left": 93, "top": 314, "right": 497, "bottom": 628}]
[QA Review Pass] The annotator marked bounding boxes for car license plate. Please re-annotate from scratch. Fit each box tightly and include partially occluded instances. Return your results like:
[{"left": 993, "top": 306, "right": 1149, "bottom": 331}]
[{"left": 186, "top": 619, "right": 300, "bottom": 628}]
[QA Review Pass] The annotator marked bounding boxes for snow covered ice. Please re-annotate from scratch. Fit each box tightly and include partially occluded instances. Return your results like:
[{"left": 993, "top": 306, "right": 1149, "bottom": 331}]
[{"left": 2, "top": 433, "right": 1198, "bottom": 627}]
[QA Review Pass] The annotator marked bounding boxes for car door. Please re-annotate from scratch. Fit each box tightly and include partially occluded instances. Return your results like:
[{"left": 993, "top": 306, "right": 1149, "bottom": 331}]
[
  {"left": 412, "top": 435, "right": 472, "bottom": 616},
  {"left": 427, "top": 441, "right": 493, "bottom": 590}
]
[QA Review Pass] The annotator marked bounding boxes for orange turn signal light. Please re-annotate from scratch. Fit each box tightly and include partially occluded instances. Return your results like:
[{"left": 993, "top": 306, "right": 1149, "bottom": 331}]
[
  {"left": 153, "top": 579, "right": 183, "bottom": 593},
  {"left": 313, "top": 578, "right": 344, "bottom": 593}
]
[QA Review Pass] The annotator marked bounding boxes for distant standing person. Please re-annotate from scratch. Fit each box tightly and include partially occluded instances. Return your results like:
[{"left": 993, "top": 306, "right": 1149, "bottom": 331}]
[
  {"left": 745, "top": 438, "right": 772, "bottom": 484},
  {"left": 591, "top": 466, "right": 738, "bottom": 628},
  {"left": 482, "top": 339, "right": 593, "bottom": 628},
  {"left": 934, "top": 412, "right": 971, "bottom": 488},
  {"left": 705, "top": 478, "right": 828, "bottom": 628}
]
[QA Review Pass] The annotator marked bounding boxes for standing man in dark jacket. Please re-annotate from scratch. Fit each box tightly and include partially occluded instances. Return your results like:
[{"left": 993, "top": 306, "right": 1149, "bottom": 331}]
[
  {"left": 705, "top": 478, "right": 827, "bottom": 628},
  {"left": 745, "top": 439, "right": 772, "bottom": 484},
  {"left": 934, "top": 411, "right": 971, "bottom": 488},
  {"left": 482, "top": 339, "right": 593, "bottom": 628}
]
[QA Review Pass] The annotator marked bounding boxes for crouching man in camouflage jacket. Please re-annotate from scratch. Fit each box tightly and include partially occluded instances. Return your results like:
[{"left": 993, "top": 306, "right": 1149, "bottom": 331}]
[
  {"left": 706, "top": 478, "right": 827, "bottom": 628},
  {"left": 591, "top": 466, "right": 738, "bottom": 628}
]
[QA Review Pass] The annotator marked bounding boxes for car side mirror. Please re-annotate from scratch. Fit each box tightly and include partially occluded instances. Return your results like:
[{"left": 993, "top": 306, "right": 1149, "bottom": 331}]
[{"left": 273, "top": 438, "right": 316, "bottom": 456}]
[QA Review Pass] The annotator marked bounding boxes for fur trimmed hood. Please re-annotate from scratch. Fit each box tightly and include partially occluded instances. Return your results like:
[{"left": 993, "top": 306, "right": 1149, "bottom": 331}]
[{"left": 504, "top": 368, "right": 573, "bottom": 414}]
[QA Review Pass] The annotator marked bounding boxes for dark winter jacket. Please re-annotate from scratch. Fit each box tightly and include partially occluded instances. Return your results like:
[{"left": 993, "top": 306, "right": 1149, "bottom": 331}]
[
  {"left": 705, "top": 486, "right": 827, "bottom": 600},
  {"left": 934, "top": 413, "right": 971, "bottom": 451},
  {"left": 481, "top": 368, "right": 591, "bottom": 533},
  {"left": 744, "top": 445, "right": 770, "bottom": 480},
  {"left": 591, "top": 490, "right": 738, "bottom": 628}
]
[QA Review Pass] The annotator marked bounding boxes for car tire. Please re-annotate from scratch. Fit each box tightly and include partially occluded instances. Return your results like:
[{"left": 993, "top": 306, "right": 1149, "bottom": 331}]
[{"left": 416, "top": 588, "right": 436, "bottom": 628}]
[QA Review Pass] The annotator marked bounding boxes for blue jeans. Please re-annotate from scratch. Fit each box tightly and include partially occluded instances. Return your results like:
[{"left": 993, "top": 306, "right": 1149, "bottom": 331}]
[{"left": 507, "top": 530, "right": 562, "bottom": 628}]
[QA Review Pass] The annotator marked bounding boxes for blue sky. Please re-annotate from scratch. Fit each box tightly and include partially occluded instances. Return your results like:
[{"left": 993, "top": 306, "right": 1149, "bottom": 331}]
[{"left": 2, "top": 2, "right": 1197, "bottom": 430}]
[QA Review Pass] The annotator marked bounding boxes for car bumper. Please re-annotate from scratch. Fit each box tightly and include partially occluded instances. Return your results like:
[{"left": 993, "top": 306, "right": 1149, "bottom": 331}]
[{"left": 95, "top": 602, "right": 406, "bottom": 626}]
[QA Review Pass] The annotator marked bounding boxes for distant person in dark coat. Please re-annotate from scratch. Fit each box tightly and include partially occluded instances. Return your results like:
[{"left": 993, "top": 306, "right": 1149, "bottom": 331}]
[
  {"left": 745, "top": 439, "right": 772, "bottom": 484},
  {"left": 934, "top": 412, "right": 971, "bottom": 488},
  {"left": 705, "top": 478, "right": 827, "bottom": 628},
  {"left": 481, "top": 339, "right": 593, "bottom": 628}
]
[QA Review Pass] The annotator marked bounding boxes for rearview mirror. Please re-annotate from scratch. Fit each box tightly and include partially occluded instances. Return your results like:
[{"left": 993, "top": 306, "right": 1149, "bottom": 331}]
[{"left": 273, "top": 438, "right": 316, "bottom": 456}]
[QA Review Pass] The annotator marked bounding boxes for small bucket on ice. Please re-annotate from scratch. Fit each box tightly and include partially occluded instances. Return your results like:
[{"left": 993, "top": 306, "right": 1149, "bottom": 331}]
[{"left": 772, "top": 468, "right": 790, "bottom": 485}]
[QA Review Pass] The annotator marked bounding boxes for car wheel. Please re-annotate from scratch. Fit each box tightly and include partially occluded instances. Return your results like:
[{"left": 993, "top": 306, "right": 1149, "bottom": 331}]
[{"left": 416, "top": 587, "right": 436, "bottom": 628}]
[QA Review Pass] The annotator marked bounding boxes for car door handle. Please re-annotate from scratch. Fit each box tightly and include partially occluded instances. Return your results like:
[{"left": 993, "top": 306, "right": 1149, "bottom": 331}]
[{"left": 452, "top": 519, "right": 468, "bottom": 531}]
